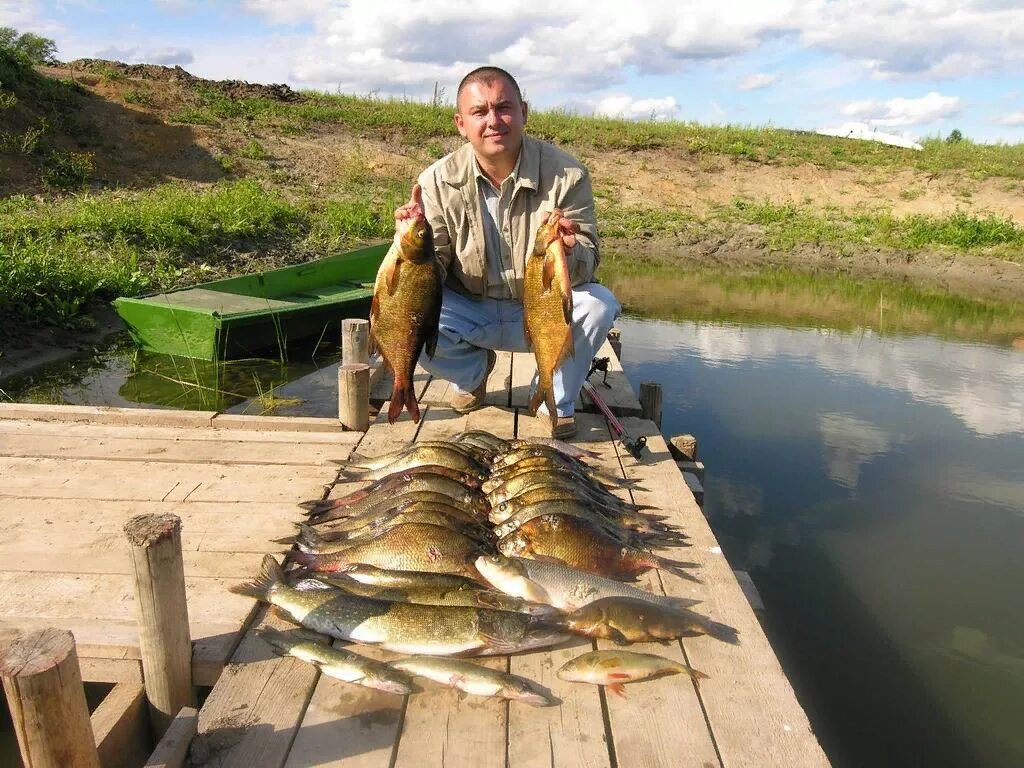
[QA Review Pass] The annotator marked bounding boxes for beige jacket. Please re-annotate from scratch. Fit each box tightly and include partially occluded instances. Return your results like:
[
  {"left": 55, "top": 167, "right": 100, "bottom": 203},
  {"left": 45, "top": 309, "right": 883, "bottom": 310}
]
[{"left": 417, "top": 135, "right": 599, "bottom": 299}]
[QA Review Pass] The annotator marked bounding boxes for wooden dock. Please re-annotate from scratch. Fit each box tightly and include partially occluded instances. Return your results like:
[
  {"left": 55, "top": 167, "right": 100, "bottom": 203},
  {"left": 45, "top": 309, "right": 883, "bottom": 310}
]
[{"left": 0, "top": 364, "right": 830, "bottom": 766}]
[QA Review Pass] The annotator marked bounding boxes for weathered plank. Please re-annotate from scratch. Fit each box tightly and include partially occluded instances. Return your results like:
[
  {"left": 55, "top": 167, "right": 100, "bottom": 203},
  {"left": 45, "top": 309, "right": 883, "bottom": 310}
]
[
  {"left": 0, "top": 432, "right": 352, "bottom": 466},
  {"left": 0, "top": 418, "right": 360, "bottom": 444},
  {"left": 283, "top": 643, "right": 405, "bottom": 768},
  {"left": 192, "top": 606, "right": 324, "bottom": 768},
  {"left": 0, "top": 403, "right": 216, "bottom": 427},
  {"left": 576, "top": 339, "right": 642, "bottom": 417},
  {"left": 145, "top": 706, "right": 198, "bottom": 768},
  {"left": 613, "top": 418, "right": 829, "bottom": 768},
  {"left": 91, "top": 679, "right": 150, "bottom": 768},
  {"left": 0, "top": 456, "right": 329, "bottom": 502}
]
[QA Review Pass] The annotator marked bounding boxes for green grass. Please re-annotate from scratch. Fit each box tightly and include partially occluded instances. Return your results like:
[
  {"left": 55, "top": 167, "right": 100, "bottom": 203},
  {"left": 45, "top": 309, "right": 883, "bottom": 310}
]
[
  {"left": 0, "top": 177, "right": 408, "bottom": 329},
  {"left": 173, "top": 89, "right": 1024, "bottom": 179}
]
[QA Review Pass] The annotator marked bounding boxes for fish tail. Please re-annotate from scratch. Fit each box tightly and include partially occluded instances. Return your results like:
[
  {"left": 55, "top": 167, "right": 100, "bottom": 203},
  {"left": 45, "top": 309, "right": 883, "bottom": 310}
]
[
  {"left": 296, "top": 523, "right": 326, "bottom": 548},
  {"left": 652, "top": 554, "right": 704, "bottom": 584},
  {"left": 346, "top": 452, "right": 375, "bottom": 468},
  {"left": 257, "top": 628, "right": 299, "bottom": 655},
  {"left": 271, "top": 534, "right": 297, "bottom": 545},
  {"left": 405, "top": 385, "right": 421, "bottom": 423},
  {"left": 229, "top": 554, "right": 284, "bottom": 601},
  {"left": 528, "top": 386, "right": 545, "bottom": 417},
  {"left": 697, "top": 618, "right": 740, "bottom": 645},
  {"left": 671, "top": 662, "right": 709, "bottom": 684}
]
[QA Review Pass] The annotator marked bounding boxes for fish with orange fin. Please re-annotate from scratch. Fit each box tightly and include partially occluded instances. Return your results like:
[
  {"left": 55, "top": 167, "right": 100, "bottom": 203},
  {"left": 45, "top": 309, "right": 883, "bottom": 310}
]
[
  {"left": 370, "top": 183, "right": 442, "bottom": 423},
  {"left": 557, "top": 650, "right": 708, "bottom": 697},
  {"left": 523, "top": 209, "right": 575, "bottom": 429}
]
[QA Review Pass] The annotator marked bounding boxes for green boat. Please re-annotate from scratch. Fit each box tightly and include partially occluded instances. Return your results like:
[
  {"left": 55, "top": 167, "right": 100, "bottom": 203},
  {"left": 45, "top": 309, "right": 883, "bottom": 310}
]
[{"left": 113, "top": 243, "right": 388, "bottom": 360}]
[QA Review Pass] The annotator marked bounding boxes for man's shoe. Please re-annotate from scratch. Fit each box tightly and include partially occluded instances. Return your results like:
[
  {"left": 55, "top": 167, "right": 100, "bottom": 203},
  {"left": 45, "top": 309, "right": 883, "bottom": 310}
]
[
  {"left": 552, "top": 415, "right": 577, "bottom": 439},
  {"left": 450, "top": 349, "right": 497, "bottom": 414}
]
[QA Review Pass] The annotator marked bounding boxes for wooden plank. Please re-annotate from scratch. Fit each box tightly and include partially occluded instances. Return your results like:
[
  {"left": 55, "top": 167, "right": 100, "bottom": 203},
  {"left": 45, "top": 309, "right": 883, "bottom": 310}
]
[
  {"left": 0, "top": 418, "right": 363, "bottom": 445},
  {"left": 0, "top": 457, "right": 331, "bottom": 503},
  {"left": 91, "top": 679, "right": 150, "bottom": 768},
  {"left": 507, "top": 638, "right": 613, "bottom": 768},
  {"left": 191, "top": 607, "right": 323, "bottom": 768},
  {"left": 80, "top": 657, "right": 143, "bottom": 684},
  {"left": 144, "top": 706, "right": 198, "bottom": 768},
  {"left": 283, "top": 644, "right": 405, "bottom": 768},
  {"left": 0, "top": 500, "right": 294, "bottom": 555},
  {"left": 0, "top": 550, "right": 272, "bottom": 578},
  {"left": 210, "top": 414, "right": 345, "bottom": 432},
  {"left": 0, "top": 432, "right": 352, "bottom": 467},
  {"left": 613, "top": 419, "right": 830, "bottom": 768},
  {"left": 391, "top": 656, "right": 507, "bottom": 768},
  {"left": 0, "top": 403, "right": 216, "bottom": 427}
]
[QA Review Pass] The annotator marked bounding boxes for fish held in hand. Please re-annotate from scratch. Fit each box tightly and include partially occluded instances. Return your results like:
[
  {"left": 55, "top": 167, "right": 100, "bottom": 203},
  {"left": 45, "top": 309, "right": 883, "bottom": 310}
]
[
  {"left": 563, "top": 597, "right": 739, "bottom": 645},
  {"left": 557, "top": 650, "right": 708, "bottom": 697},
  {"left": 370, "top": 200, "right": 443, "bottom": 423},
  {"left": 475, "top": 554, "right": 701, "bottom": 612},
  {"left": 257, "top": 628, "right": 413, "bottom": 694},
  {"left": 523, "top": 210, "right": 575, "bottom": 429},
  {"left": 390, "top": 656, "right": 559, "bottom": 707}
]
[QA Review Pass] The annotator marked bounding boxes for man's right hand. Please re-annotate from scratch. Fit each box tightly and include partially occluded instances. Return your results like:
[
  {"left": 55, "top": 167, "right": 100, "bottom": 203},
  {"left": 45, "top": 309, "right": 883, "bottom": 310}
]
[{"left": 395, "top": 183, "right": 424, "bottom": 221}]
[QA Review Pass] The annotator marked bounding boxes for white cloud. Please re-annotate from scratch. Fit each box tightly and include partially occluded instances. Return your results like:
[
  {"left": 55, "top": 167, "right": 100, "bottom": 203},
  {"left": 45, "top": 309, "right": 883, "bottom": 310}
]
[
  {"left": 95, "top": 45, "right": 194, "bottom": 66},
  {"left": 994, "top": 111, "right": 1024, "bottom": 126},
  {"left": 593, "top": 94, "right": 680, "bottom": 121},
  {"left": 840, "top": 91, "right": 962, "bottom": 128},
  {"left": 242, "top": 0, "right": 331, "bottom": 25},
  {"left": 738, "top": 73, "right": 778, "bottom": 91}
]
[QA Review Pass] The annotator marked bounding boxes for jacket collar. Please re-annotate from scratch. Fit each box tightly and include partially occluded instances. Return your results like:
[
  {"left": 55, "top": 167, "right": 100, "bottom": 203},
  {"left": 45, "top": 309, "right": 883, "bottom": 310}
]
[{"left": 441, "top": 135, "right": 539, "bottom": 192}]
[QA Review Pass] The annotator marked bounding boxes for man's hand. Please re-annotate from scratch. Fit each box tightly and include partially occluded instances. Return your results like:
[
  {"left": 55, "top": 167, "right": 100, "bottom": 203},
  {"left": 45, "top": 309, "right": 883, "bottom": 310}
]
[
  {"left": 395, "top": 183, "right": 424, "bottom": 221},
  {"left": 551, "top": 208, "right": 580, "bottom": 250}
]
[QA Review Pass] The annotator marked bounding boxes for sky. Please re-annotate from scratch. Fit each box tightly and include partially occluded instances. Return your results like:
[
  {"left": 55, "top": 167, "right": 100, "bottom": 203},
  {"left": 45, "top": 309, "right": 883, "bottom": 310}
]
[{"left": 3, "top": 0, "right": 1024, "bottom": 144}]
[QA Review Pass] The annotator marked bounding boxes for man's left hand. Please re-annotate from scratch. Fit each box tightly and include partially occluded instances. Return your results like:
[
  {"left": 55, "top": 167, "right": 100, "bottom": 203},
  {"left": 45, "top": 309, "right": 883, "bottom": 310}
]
[{"left": 552, "top": 209, "right": 580, "bottom": 250}]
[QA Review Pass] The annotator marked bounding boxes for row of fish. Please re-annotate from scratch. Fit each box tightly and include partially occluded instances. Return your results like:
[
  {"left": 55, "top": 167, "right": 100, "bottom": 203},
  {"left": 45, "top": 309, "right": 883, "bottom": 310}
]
[{"left": 230, "top": 429, "right": 738, "bottom": 705}]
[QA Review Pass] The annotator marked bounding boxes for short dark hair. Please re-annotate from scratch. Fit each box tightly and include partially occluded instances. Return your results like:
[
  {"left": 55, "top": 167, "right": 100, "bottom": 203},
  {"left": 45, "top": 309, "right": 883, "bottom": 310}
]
[{"left": 456, "top": 66, "right": 523, "bottom": 108}]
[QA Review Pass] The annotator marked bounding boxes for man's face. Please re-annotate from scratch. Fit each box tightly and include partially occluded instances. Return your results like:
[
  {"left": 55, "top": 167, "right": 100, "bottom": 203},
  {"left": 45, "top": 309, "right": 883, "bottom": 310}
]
[{"left": 454, "top": 77, "right": 528, "bottom": 165}]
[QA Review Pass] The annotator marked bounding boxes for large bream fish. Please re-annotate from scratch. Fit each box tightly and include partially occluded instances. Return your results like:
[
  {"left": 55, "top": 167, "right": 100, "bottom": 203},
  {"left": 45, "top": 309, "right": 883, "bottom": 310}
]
[
  {"left": 523, "top": 210, "right": 575, "bottom": 429},
  {"left": 370, "top": 192, "right": 443, "bottom": 423}
]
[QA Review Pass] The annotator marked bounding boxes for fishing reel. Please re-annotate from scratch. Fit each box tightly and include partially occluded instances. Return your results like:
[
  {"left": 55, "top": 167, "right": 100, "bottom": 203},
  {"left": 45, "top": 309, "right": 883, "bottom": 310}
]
[{"left": 586, "top": 356, "right": 612, "bottom": 387}]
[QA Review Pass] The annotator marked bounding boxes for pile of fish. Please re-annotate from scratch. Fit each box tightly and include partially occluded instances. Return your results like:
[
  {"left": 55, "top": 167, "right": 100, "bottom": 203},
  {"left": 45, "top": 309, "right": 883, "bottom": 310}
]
[{"left": 231, "top": 430, "right": 739, "bottom": 706}]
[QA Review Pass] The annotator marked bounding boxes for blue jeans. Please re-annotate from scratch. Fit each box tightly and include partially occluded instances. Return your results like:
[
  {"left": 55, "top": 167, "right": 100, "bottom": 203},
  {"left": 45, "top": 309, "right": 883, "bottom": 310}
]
[{"left": 418, "top": 283, "right": 621, "bottom": 417}]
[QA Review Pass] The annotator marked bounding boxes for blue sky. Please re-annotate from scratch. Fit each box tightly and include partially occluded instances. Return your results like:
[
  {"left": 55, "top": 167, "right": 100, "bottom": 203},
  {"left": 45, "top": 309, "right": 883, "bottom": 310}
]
[{"left": 4, "top": 0, "right": 1023, "bottom": 143}]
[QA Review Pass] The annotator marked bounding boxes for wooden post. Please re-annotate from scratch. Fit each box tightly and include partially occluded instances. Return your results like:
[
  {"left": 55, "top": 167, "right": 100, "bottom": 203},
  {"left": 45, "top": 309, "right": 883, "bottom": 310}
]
[
  {"left": 607, "top": 327, "right": 622, "bottom": 359},
  {"left": 639, "top": 381, "right": 662, "bottom": 428},
  {"left": 124, "top": 514, "right": 196, "bottom": 739},
  {"left": 342, "top": 318, "right": 370, "bottom": 365},
  {"left": 669, "top": 433, "right": 699, "bottom": 461},
  {"left": 338, "top": 363, "right": 371, "bottom": 431},
  {"left": 0, "top": 628, "right": 102, "bottom": 768}
]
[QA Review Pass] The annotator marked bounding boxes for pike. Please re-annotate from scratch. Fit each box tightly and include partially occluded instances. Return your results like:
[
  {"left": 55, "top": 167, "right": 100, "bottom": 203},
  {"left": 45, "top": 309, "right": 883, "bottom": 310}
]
[{"left": 390, "top": 656, "right": 559, "bottom": 707}]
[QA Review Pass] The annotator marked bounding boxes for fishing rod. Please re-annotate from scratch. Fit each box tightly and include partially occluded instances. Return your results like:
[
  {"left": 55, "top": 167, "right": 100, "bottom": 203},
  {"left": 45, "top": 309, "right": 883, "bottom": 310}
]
[{"left": 583, "top": 357, "right": 647, "bottom": 460}]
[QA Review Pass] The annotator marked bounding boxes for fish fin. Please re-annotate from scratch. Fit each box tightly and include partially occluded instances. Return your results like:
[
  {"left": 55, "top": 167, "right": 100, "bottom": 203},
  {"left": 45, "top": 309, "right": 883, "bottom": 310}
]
[
  {"left": 542, "top": 254, "right": 555, "bottom": 292},
  {"left": 545, "top": 389, "right": 558, "bottom": 429},
  {"left": 268, "top": 605, "right": 301, "bottom": 625},
  {"left": 296, "top": 523, "right": 325, "bottom": 548},
  {"left": 289, "top": 550, "right": 321, "bottom": 571},
  {"left": 609, "top": 629, "right": 630, "bottom": 645},
  {"left": 228, "top": 554, "right": 283, "bottom": 601},
  {"left": 556, "top": 330, "right": 575, "bottom": 366},
  {"left": 528, "top": 386, "right": 545, "bottom": 416},
  {"left": 477, "top": 630, "right": 521, "bottom": 654},
  {"left": 663, "top": 596, "right": 704, "bottom": 611},
  {"left": 675, "top": 664, "right": 709, "bottom": 685},
  {"left": 700, "top": 619, "right": 741, "bottom": 645},
  {"left": 652, "top": 555, "right": 704, "bottom": 584},
  {"left": 271, "top": 534, "right": 297, "bottom": 545},
  {"left": 292, "top": 577, "right": 337, "bottom": 592},
  {"left": 606, "top": 682, "right": 627, "bottom": 698},
  {"left": 385, "top": 257, "right": 402, "bottom": 295},
  {"left": 406, "top": 386, "right": 421, "bottom": 423},
  {"left": 523, "top": 317, "right": 533, "bottom": 352},
  {"left": 561, "top": 290, "right": 573, "bottom": 329},
  {"left": 424, "top": 329, "right": 438, "bottom": 360}
]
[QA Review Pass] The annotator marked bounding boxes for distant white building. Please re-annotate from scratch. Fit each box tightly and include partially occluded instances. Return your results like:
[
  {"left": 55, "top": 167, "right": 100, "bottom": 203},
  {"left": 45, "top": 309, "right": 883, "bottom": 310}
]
[{"left": 816, "top": 121, "right": 924, "bottom": 151}]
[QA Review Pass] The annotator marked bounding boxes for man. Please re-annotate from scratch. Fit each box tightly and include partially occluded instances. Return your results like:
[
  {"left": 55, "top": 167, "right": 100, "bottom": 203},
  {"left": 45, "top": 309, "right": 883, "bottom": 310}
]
[{"left": 395, "top": 66, "right": 619, "bottom": 439}]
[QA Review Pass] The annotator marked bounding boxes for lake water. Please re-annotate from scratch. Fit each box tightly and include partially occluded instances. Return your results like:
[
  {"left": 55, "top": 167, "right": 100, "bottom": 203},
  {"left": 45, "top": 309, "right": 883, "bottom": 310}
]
[
  {"left": 605, "top": 268, "right": 1024, "bottom": 768},
  {"left": 3, "top": 266, "right": 1023, "bottom": 766}
]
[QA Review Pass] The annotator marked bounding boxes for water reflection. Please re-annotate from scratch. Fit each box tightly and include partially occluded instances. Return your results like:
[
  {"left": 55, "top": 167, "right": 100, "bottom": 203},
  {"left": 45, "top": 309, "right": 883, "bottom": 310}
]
[{"left": 614, "top": 290, "right": 1024, "bottom": 767}]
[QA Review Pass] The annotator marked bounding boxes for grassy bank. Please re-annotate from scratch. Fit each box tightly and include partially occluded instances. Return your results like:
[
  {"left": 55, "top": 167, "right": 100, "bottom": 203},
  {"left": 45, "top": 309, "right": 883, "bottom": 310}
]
[
  {"left": 3, "top": 176, "right": 1022, "bottom": 332},
  {"left": 170, "top": 87, "right": 1024, "bottom": 179}
]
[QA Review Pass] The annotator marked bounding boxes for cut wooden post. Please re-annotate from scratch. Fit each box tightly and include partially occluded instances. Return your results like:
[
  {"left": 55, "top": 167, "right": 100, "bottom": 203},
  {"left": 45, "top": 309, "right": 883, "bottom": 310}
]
[
  {"left": 338, "top": 363, "right": 371, "bottom": 432},
  {"left": 638, "top": 381, "right": 662, "bottom": 428},
  {"left": 607, "top": 327, "right": 622, "bottom": 359},
  {"left": 0, "top": 627, "right": 102, "bottom": 768},
  {"left": 669, "top": 433, "right": 699, "bottom": 461},
  {"left": 124, "top": 514, "right": 196, "bottom": 739},
  {"left": 342, "top": 318, "right": 370, "bottom": 365}
]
